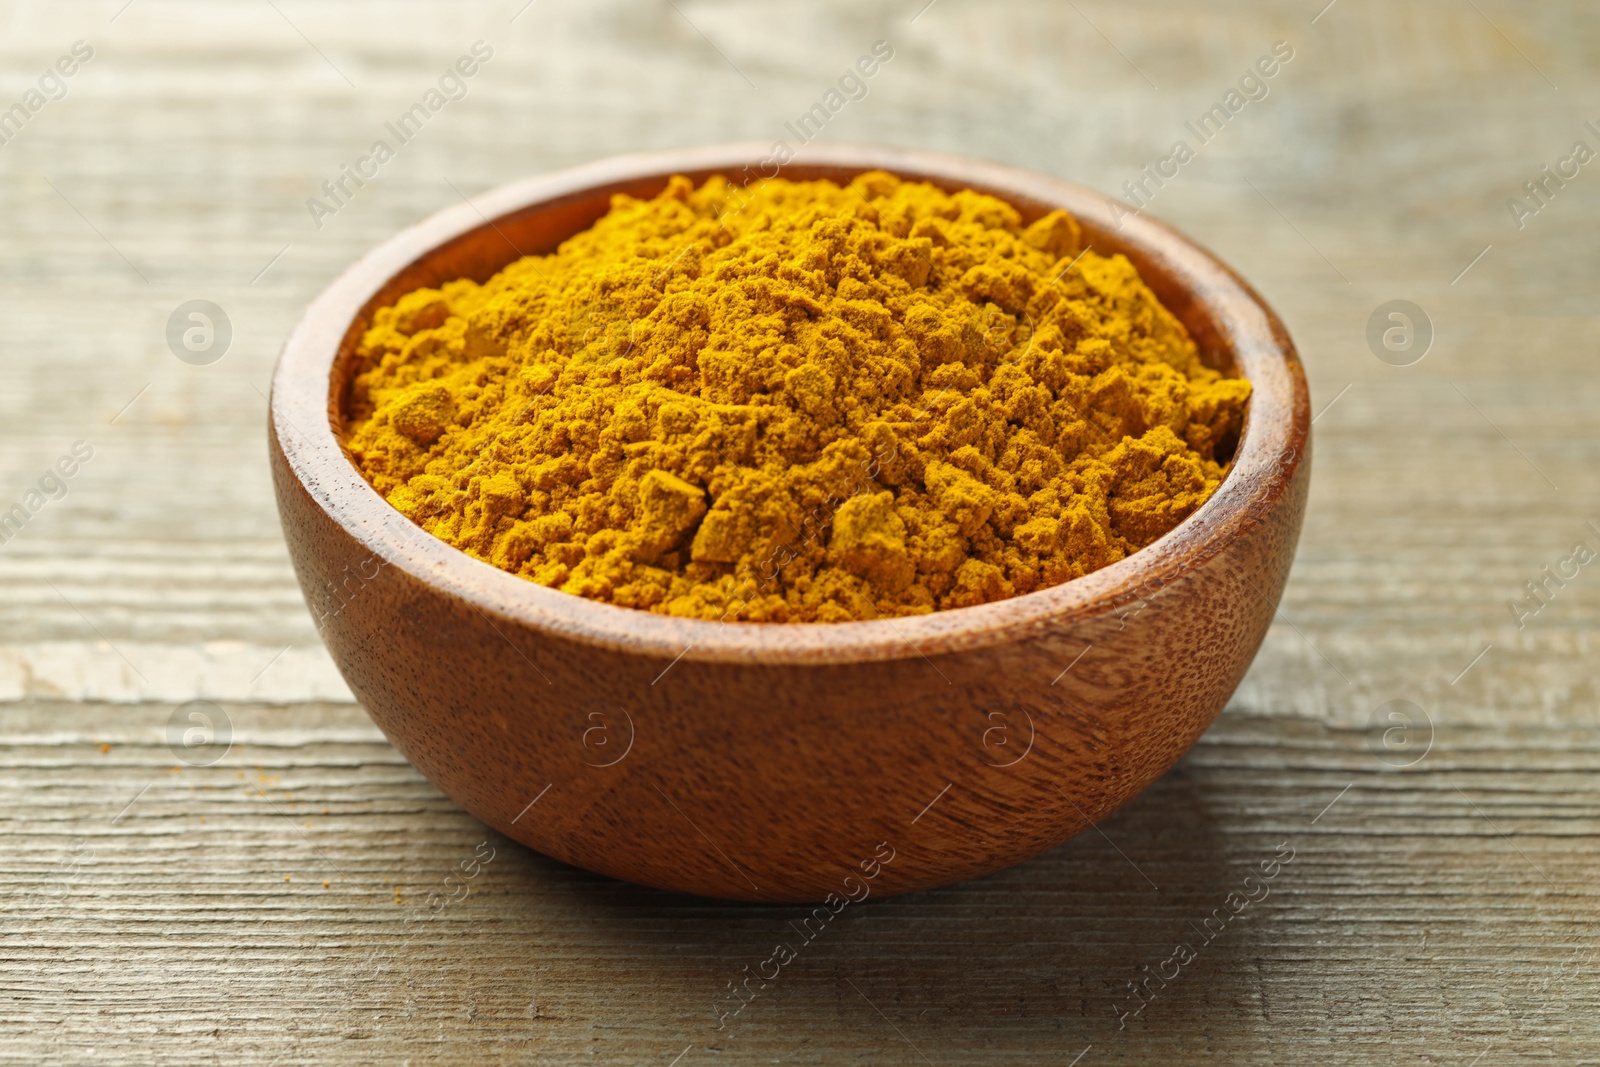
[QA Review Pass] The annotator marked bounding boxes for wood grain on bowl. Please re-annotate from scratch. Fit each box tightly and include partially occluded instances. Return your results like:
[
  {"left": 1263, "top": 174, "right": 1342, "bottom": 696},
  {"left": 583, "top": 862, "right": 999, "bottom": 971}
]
[{"left": 269, "top": 143, "right": 1309, "bottom": 902}]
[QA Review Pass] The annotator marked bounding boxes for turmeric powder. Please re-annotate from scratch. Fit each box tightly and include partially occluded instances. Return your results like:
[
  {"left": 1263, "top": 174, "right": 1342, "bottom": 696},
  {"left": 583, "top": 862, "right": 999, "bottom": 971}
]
[{"left": 344, "top": 171, "right": 1250, "bottom": 623}]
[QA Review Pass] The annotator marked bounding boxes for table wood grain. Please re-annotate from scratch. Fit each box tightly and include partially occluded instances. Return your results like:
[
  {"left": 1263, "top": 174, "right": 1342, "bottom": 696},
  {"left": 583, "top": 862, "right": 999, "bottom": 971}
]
[{"left": 2, "top": 1, "right": 1597, "bottom": 1063}]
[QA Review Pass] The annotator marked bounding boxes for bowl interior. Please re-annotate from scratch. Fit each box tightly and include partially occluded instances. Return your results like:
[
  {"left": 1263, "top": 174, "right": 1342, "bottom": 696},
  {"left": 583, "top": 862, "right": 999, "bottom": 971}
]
[
  {"left": 329, "top": 159, "right": 1243, "bottom": 435},
  {"left": 280, "top": 144, "right": 1305, "bottom": 662}
]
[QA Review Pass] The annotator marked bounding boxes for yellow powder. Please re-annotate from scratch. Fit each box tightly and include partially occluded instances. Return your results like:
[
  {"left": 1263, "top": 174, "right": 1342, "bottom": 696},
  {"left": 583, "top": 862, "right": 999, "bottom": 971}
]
[{"left": 343, "top": 171, "right": 1250, "bottom": 623}]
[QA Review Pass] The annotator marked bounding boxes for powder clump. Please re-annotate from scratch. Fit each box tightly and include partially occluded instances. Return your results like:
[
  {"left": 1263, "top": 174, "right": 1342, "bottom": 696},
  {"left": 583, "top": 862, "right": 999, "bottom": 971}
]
[{"left": 344, "top": 172, "right": 1250, "bottom": 623}]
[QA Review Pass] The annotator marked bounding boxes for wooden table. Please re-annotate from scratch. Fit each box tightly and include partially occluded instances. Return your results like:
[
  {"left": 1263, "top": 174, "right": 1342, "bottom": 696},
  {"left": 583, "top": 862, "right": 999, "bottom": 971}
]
[{"left": 3, "top": 1, "right": 1596, "bottom": 1063}]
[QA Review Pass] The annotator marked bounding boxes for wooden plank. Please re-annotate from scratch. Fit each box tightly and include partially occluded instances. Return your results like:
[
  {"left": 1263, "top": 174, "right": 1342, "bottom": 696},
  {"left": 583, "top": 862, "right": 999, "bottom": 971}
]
[{"left": 3, "top": 703, "right": 1598, "bottom": 1065}]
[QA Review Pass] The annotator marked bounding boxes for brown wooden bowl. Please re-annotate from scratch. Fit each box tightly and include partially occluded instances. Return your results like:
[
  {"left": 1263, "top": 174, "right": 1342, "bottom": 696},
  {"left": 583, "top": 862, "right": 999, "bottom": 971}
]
[{"left": 269, "top": 143, "right": 1309, "bottom": 903}]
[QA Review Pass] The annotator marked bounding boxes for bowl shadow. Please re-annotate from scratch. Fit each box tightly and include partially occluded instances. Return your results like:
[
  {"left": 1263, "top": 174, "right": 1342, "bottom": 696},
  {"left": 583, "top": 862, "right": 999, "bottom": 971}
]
[{"left": 485, "top": 759, "right": 1245, "bottom": 1057}]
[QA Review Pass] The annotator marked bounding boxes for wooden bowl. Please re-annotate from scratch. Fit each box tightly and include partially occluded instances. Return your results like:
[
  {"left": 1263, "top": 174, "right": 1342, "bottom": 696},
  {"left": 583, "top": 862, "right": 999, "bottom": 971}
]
[{"left": 270, "top": 144, "right": 1309, "bottom": 903}]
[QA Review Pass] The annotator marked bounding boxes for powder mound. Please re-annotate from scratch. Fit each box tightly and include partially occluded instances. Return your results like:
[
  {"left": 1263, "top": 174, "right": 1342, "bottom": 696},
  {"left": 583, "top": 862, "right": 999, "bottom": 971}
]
[{"left": 343, "top": 172, "right": 1251, "bottom": 623}]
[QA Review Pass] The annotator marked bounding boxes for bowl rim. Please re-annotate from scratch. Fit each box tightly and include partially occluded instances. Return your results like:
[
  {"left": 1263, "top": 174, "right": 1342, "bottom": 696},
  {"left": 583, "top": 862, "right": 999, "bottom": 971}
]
[{"left": 271, "top": 142, "right": 1309, "bottom": 665}]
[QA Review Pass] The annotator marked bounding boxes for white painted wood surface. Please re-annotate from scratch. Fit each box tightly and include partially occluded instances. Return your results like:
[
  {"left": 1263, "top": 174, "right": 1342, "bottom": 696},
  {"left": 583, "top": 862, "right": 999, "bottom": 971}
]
[{"left": 1, "top": 1, "right": 1596, "bottom": 1063}]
